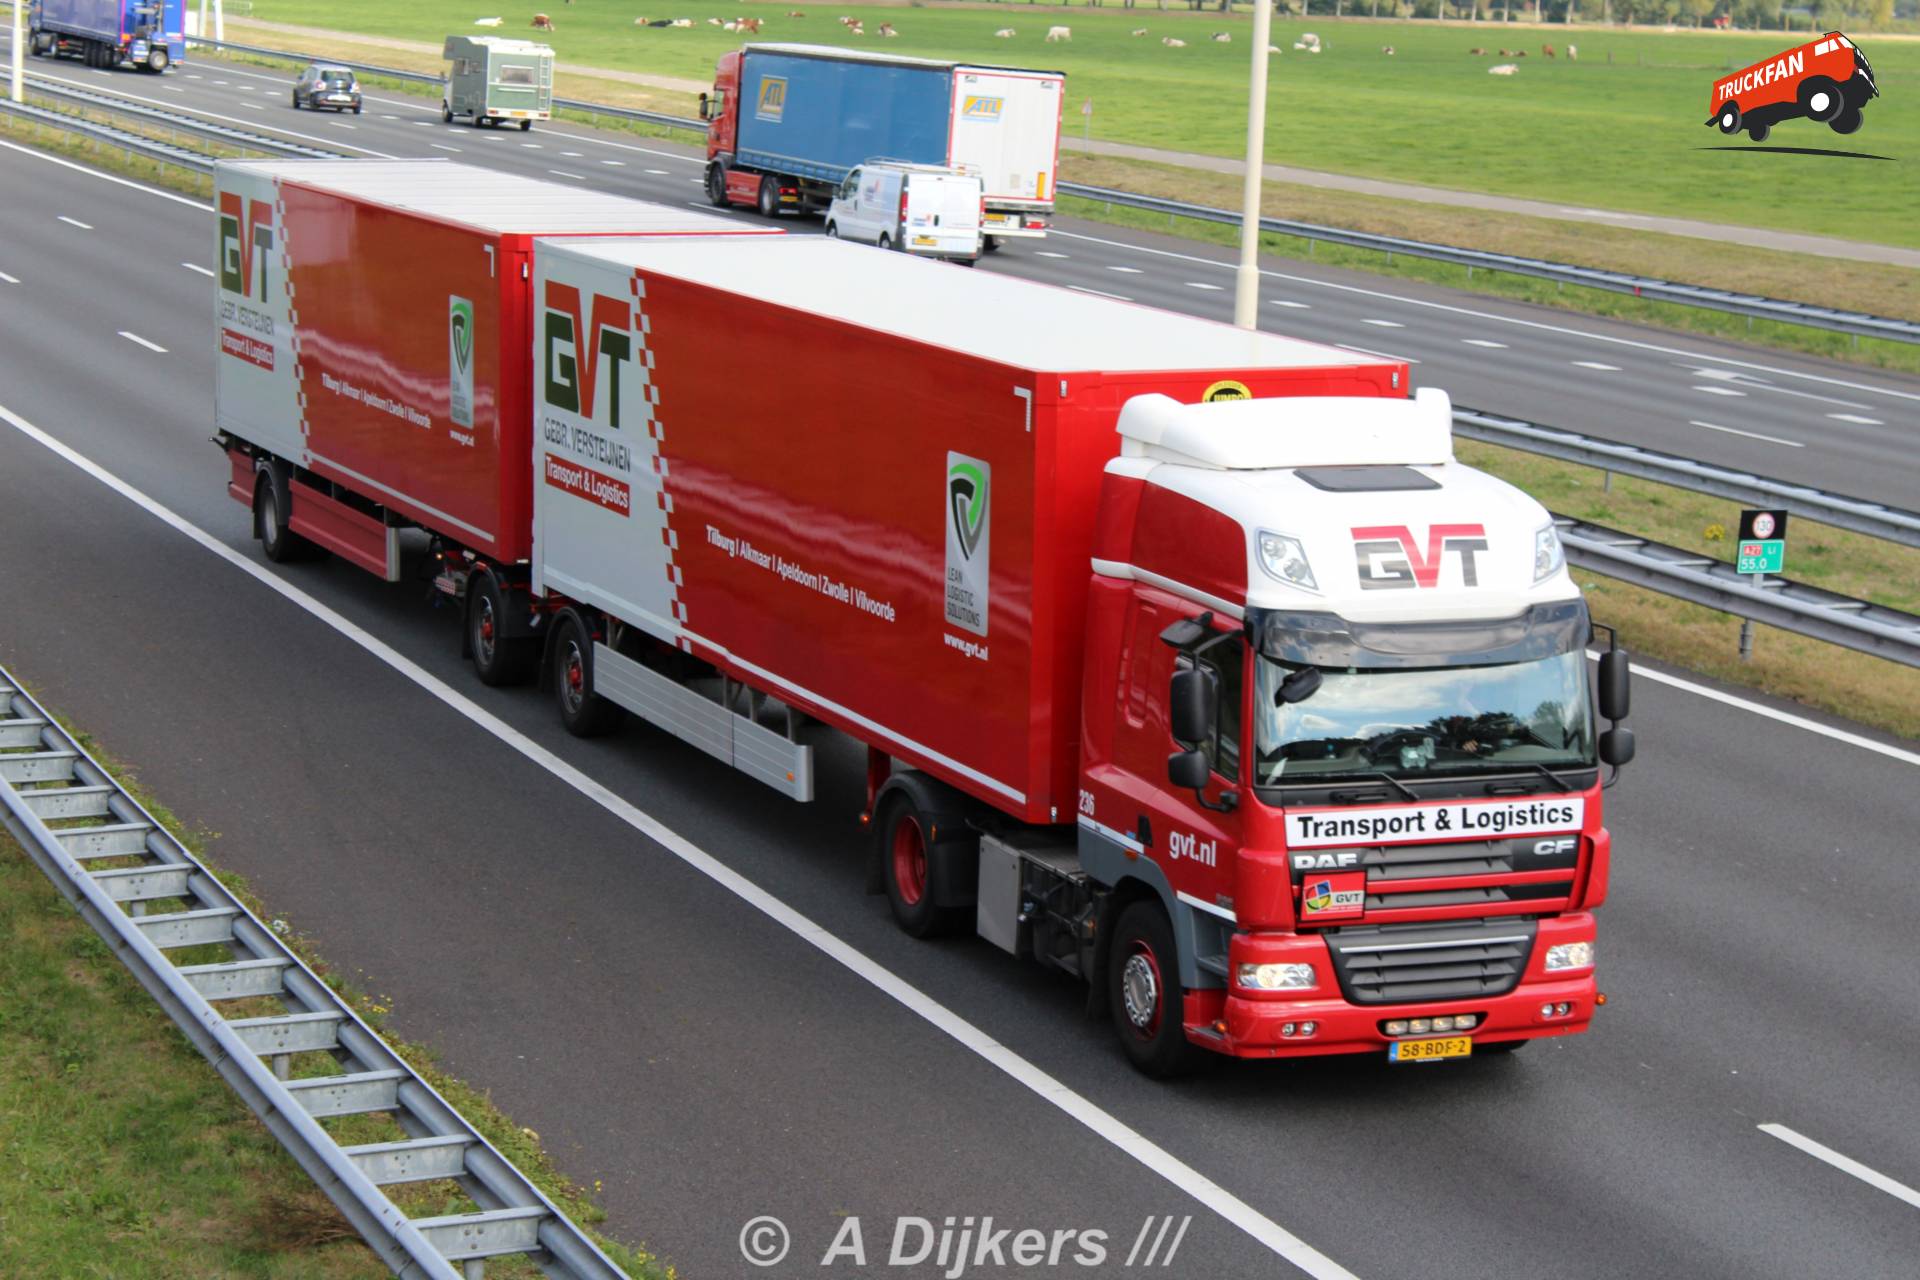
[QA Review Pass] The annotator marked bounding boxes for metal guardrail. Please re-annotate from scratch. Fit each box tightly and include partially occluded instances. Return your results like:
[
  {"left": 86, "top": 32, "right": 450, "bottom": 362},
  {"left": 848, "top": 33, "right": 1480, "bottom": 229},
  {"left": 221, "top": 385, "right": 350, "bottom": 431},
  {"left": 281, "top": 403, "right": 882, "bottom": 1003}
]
[
  {"left": 1557, "top": 517, "right": 1920, "bottom": 667},
  {"left": 0, "top": 95, "right": 215, "bottom": 174},
  {"left": 0, "top": 666, "right": 632, "bottom": 1280},
  {"left": 1055, "top": 184, "right": 1920, "bottom": 347},
  {"left": 1455, "top": 407, "right": 1920, "bottom": 550},
  {"left": 3, "top": 68, "right": 337, "bottom": 160}
]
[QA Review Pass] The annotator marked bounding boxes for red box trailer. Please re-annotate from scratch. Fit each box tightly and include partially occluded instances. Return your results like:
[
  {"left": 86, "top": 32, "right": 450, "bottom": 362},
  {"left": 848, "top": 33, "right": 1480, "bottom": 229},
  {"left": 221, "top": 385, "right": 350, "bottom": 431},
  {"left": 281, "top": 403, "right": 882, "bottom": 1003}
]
[{"left": 214, "top": 160, "right": 776, "bottom": 580}]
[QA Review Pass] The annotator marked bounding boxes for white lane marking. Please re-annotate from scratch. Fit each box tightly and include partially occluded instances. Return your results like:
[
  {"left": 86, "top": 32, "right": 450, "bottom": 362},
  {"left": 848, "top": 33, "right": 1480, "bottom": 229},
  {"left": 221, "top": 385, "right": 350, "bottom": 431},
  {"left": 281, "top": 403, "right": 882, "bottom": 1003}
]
[
  {"left": 601, "top": 159, "right": 625, "bottom": 166},
  {"left": 1689, "top": 420, "right": 1804, "bottom": 448},
  {"left": 1045, "top": 228, "right": 1920, "bottom": 406},
  {"left": 1035, "top": 251, "right": 1069, "bottom": 259},
  {"left": 1759, "top": 1124, "right": 1920, "bottom": 1210},
  {"left": 0, "top": 270, "right": 17, "bottom": 284},
  {"left": 1069, "top": 285, "right": 1132, "bottom": 301},
  {"left": 1693, "top": 385, "right": 1746, "bottom": 396},
  {"left": 21, "top": 68, "right": 400, "bottom": 156},
  {"left": 181, "top": 262, "right": 215, "bottom": 277},
  {"left": 236, "top": 85, "right": 254, "bottom": 92},
  {"left": 0, "top": 138, "right": 211, "bottom": 210},
  {"left": 1574, "top": 361, "right": 1620, "bottom": 370},
  {"left": 0, "top": 399, "right": 1367, "bottom": 1280},
  {"left": 163, "top": 85, "right": 183, "bottom": 93},
  {"left": 1828, "top": 413, "right": 1883, "bottom": 425},
  {"left": 550, "top": 169, "right": 585, "bottom": 180},
  {"left": 1463, "top": 339, "right": 1508, "bottom": 348},
  {"left": 646, "top": 168, "right": 670, "bottom": 174},
  {"left": 1362, "top": 318, "right": 1404, "bottom": 328},
  {"left": 561, "top": 150, "right": 583, "bottom": 157},
  {"left": 1107, "top": 265, "right": 1143, "bottom": 274},
  {"left": 431, "top": 143, "right": 462, "bottom": 152},
  {"left": 1185, "top": 281, "right": 1223, "bottom": 291},
  {"left": 1337, "top": 343, "right": 1419, "bottom": 363},
  {"left": 1685, "top": 366, "right": 1869, "bottom": 409},
  {"left": 118, "top": 331, "right": 167, "bottom": 353},
  {"left": 210, "top": 79, "right": 228, "bottom": 85},
  {"left": 186, "top": 73, "right": 202, "bottom": 79},
  {"left": 332, "top": 121, "right": 357, "bottom": 130},
  {"left": 58, "top": 216, "right": 93, "bottom": 230},
  {"left": 523, "top": 143, "right": 544, "bottom": 149},
  {"left": 689, "top": 178, "right": 705, "bottom": 185},
  {"left": 380, "top": 114, "right": 399, "bottom": 120},
  {"left": 240, "top": 102, "right": 262, "bottom": 110},
  {"left": 413, "top": 121, "right": 436, "bottom": 128},
  {"left": 1269, "top": 299, "right": 1309, "bottom": 308}
]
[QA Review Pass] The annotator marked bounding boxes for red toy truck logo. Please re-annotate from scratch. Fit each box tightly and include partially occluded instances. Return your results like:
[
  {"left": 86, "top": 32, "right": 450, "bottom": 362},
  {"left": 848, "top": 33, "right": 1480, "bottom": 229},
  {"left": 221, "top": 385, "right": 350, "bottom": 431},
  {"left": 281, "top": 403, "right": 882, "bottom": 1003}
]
[{"left": 1707, "top": 32, "right": 1878, "bottom": 143}]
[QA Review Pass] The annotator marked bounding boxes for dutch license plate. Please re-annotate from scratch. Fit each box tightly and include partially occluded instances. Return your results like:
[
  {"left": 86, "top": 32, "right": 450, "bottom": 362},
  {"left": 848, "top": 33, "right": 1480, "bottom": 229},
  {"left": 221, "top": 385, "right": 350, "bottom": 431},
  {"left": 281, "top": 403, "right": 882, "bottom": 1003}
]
[
  {"left": 984, "top": 213, "right": 1010, "bottom": 226},
  {"left": 1388, "top": 1036, "right": 1472, "bottom": 1063},
  {"left": 913, "top": 236, "right": 937, "bottom": 246}
]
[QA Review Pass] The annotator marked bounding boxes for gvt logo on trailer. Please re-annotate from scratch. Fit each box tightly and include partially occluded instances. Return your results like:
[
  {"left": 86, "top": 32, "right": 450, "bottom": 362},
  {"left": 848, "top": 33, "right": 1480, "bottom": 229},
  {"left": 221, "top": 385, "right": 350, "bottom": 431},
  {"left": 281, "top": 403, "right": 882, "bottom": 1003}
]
[
  {"left": 1707, "top": 31, "right": 1878, "bottom": 143},
  {"left": 1353, "top": 524, "right": 1488, "bottom": 590},
  {"left": 218, "top": 193, "right": 274, "bottom": 301},
  {"left": 542, "top": 282, "right": 634, "bottom": 427}
]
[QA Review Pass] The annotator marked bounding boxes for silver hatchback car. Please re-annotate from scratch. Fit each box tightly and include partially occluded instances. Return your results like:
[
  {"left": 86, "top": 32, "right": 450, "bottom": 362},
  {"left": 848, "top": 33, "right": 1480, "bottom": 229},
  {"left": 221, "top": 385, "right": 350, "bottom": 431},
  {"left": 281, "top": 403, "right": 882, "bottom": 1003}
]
[{"left": 293, "top": 64, "right": 362, "bottom": 113}]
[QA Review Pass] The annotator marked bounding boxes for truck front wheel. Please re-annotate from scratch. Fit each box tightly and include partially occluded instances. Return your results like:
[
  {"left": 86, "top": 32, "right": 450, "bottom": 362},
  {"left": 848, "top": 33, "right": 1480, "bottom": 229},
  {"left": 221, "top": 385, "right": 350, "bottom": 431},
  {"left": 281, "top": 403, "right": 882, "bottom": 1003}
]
[
  {"left": 552, "top": 614, "right": 625, "bottom": 737},
  {"left": 145, "top": 47, "right": 168, "bottom": 73},
  {"left": 1110, "top": 900, "right": 1204, "bottom": 1078},
  {"left": 468, "top": 570, "right": 539, "bottom": 687},
  {"left": 1715, "top": 103, "right": 1741, "bottom": 136},
  {"left": 705, "top": 163, "right": 729, "bottom": 208},
  {"left": 877, "top": 794, "right": 967, "bottom": 939}
]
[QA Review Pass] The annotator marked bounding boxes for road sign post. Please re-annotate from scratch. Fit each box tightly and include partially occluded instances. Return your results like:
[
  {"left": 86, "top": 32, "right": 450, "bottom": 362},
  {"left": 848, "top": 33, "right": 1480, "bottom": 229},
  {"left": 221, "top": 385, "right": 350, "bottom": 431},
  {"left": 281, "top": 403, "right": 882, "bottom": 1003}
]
[{"left": 1735, "top": 508, "right": 1788, "bottom": 661}]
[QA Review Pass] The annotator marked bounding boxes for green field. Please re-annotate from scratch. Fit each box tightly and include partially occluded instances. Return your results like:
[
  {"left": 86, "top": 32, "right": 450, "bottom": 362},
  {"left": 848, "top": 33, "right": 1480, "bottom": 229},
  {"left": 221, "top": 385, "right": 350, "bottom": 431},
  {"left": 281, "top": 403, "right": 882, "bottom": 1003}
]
[{"left": 247, "top": 2, "right": 1917, "bottom": 245}]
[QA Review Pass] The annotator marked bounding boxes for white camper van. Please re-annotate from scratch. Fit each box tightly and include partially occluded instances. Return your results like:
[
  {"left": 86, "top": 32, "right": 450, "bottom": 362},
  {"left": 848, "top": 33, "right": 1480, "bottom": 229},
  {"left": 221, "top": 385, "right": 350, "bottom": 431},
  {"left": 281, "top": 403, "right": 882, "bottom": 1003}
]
[{"left": 824, "top": 161, "right": 983, "bottom": 264}]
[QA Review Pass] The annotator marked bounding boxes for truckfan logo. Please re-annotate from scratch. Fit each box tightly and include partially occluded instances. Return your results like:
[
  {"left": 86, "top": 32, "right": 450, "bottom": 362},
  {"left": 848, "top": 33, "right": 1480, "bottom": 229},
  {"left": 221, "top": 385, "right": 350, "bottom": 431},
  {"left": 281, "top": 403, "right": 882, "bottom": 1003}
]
[
  {"left": 542, "top": 282, "right": 633, "bottom": 427},
  {"left": 1707, "top": 31, "right": 1878, "bottom": 144},
  {"left": 1352, "top": 524, "right": 1488, "bottom": 590},
  {"left": 448, "top": 296, "right": 474, "bottom": 430},
  {"left": 217, "top": 193, "right": 273, "bottom": 301},
  {"left": 756, "top": 76, "right": 787, "bottom": 123},
  {"left": 944, "top": 453, "right": 992, "bottom": 639}
]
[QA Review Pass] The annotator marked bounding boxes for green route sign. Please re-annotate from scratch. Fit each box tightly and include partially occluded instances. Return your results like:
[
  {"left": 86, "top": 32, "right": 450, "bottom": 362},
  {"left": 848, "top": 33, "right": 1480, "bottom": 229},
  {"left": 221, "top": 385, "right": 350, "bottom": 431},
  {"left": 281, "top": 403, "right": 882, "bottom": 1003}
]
[{"left": 1737, "top": 508, "right": 1788, "bottom": 576}]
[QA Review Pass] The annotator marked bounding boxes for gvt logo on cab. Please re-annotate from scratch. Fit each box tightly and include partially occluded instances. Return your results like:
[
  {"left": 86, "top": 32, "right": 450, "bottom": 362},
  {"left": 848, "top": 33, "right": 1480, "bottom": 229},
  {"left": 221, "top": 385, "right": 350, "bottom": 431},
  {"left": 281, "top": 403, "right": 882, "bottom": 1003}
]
[
  {"left": 542, "top": 282, "right": 634, "bottom": 426},
  {"left": 1353, "top": 524, "right": 1488, "bottom": 590}
]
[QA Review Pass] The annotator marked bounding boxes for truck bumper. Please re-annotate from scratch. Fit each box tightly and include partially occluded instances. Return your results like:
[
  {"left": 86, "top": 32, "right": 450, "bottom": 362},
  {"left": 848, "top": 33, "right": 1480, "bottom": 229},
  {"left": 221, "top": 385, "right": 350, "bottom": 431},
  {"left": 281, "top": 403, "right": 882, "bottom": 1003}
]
[{"left": 1190, "top": 913, "right": 1599, "bottom": 1060}]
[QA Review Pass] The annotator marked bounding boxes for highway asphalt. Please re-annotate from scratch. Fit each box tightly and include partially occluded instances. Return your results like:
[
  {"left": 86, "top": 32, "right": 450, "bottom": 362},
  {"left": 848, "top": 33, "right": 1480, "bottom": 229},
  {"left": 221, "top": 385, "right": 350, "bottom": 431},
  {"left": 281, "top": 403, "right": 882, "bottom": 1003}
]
[
  {"left": 2, "top": 80, "right": 1919, "bottom": 1280},
  {"left": 3, "top": 38, "right": 1917, "bottom": 511}
]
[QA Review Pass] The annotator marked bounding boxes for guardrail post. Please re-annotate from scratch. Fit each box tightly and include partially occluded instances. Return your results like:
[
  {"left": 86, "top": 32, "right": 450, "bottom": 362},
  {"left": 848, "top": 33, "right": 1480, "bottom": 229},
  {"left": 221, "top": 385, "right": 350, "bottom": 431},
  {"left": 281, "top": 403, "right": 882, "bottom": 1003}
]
[{"left": 1739, "top": 616, "right": 1755, "bottom": 661}]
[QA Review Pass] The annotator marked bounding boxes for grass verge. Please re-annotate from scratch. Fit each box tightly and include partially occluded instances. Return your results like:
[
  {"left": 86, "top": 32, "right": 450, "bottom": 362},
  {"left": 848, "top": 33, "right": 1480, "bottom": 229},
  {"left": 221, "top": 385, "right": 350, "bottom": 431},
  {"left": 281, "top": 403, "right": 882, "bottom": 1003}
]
[{"left": 0, "top": 721, "right": 675, "bottom": 1279}]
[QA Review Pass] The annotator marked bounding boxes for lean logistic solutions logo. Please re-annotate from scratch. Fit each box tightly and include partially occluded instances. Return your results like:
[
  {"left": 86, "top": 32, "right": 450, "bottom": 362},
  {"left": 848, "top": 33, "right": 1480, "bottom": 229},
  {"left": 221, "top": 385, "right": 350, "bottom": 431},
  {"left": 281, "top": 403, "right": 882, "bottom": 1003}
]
[
  {"left": 944, "top": 453, "right": 991, "bottom": 638},
  {"left": 1706, "top": 31, "right": 1878, "bottom": 144},
  {"left": 448, "top": 296, "right": 474, "bottom": 430}
]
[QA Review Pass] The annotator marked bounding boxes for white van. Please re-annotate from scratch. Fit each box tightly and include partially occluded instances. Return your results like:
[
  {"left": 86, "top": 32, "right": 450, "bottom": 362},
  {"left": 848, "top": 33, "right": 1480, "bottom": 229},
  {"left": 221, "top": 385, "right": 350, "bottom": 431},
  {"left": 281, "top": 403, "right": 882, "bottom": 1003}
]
[{"left": 824, "top": 161, "right": 983, "bottom": 264}]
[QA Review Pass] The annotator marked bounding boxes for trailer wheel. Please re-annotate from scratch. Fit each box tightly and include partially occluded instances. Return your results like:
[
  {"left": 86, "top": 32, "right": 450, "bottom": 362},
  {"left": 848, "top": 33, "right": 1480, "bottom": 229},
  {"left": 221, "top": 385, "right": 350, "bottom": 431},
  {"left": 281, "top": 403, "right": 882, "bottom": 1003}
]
[
  {"left": 255, "top": 472, "right": 317, "bottom": 564},
  {"left": 1798, "top": 76, "right": 1843, "bottom": 122},
  {"left": 876, "top": 794, "right": 967, "bottom": 939},
  {"left": 756, "top": 175, "right": 781, "bottom": 219},
  {"left": 1746, "top": 119, "right": 1770, "bottom": 144},
  {"left": 552, "top": 614, "right": 625, "bottom": 738},
  {"left": 1110, "top": 900, "right": 1204, "bottom": 1078},
  {"left": 1830, "top": 106, "right": 1863, "bottom": 136},
  {"left": 520, "top": 119, "right": 532, "bottom": 131},
  {"left": 1715, "top": 102, "right": 1741, "bottom": 135},
  {"left": 468, "top": 571, "right": 539, "bottom": 687}
]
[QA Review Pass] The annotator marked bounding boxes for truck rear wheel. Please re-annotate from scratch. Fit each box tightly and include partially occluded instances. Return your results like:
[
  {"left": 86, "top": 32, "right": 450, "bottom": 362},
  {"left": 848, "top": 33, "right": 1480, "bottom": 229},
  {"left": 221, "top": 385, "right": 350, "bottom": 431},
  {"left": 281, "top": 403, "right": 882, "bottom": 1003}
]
[
  {"left": 146, "top": 46, "right": 169, "bottom": 73},
  {"left": 1830, "top": 106, "right": 1863, "bottom": 135},
  {"left": 255, "top": 473, "right": 317, "bottom": 564},
  {"left": 877, "top": 794, "right": 968, "bottom": 939},
  {"left": 756, "top": 175, "right": 780, "bottom": 219},
  {"left": 1746, "top": 120, "right": 1770, "bottom": 143},
  {"left": 468, "top": 571, "right": 539, "bottom": 687},
  {"left": 1110, "top": 900, "right": 1204, "bottom": 1078},
  {"left": 552, "top": 614, "right": 625, "bottom": 737}
]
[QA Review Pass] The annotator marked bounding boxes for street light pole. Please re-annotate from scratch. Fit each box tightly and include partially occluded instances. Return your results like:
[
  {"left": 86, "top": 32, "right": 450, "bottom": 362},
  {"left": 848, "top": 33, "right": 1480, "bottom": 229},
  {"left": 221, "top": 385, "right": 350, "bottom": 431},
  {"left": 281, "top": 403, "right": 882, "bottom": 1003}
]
[
  {"left": 1233, "top": 0, "right": 1274, "bottom": 329},
  {"left": 12, "top": 0, "right": 26, "bottom": 105}
]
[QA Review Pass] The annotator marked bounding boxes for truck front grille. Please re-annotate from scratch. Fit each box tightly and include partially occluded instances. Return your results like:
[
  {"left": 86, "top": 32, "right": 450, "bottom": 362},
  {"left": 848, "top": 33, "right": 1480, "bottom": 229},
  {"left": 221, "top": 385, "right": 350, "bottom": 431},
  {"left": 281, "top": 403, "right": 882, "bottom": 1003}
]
[{"left": 1326, "top": 920, "right": 1537, "bottom": 1005}]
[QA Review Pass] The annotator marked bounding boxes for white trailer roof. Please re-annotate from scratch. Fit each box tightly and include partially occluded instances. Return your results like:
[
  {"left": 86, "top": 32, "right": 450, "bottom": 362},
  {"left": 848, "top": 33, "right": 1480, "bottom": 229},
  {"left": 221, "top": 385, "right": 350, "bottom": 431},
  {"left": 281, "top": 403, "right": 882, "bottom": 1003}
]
[
  {"left": 542, "top": 237, "right": 1391, "bottom": 374},
  {"left": 218, "top": 160, "right": 765, "bottom": 237},
  {"left": 745, "top": 43, "right": 1063, "bottom": 78}
]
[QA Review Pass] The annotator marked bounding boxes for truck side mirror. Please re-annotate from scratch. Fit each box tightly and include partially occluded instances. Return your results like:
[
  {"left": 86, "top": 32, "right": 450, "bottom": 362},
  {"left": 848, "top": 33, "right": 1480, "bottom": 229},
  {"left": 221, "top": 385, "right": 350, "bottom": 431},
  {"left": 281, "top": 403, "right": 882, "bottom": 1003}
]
[
  {"left": 1599, "top": 727, "right": 1636, "bottom": 769},
  {"left": 1597, "top": 648, "right": 1630, "bottom": 721},
  {"left": 1169, "top": 667, "right": 1214, "bottom": 746},
  {"left": 698, "top": 93, "right": 710, "bottom": 120},
  {"left": 1167, "top": 749, "right": 1210, "bottom": 791},
  {"left": 1275, "top": 666, "right": 1322, "bottom": 705}
]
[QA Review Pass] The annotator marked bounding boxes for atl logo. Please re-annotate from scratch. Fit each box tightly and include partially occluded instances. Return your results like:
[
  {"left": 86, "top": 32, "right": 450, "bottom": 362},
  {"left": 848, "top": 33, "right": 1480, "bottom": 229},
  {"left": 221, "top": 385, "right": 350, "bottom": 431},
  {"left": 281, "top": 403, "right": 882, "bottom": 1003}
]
[{"left": 1352, "top": 524, "right": 1488, "bottom": 590}]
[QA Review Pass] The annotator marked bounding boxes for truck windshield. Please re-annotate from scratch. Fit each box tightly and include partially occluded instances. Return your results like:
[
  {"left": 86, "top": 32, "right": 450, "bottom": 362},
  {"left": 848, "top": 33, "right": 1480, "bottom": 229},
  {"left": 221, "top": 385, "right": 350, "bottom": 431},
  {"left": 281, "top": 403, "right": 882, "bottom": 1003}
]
[{"left": 1253, "top": 651, "right": 1593, "bottom": 785}]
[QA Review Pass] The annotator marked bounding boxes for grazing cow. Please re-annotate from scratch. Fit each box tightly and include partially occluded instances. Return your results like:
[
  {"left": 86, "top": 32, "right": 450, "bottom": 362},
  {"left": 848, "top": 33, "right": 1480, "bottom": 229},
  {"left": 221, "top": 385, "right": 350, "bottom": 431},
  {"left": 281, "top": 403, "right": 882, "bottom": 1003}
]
[
  {"left": 739, "top": 17, "right": 761, "bottom": 33},
  {"left": 1045, "top": 25, "right": 1071, "bottom": 42},
  {"left": 1566, "top": 44, "right": 1578, "bottom": 60},
  {"left": 1211, "top": 32, "right": 1231, "bottom": 43},
  {"left": 1162, "top": 37, "right": 1185, "bottom": 47},
  {"left": 1515, "top": 50, "right": 1527, "bottom": 57},
  {"left": 474, "top": 17, "right": 504, "bottom": 28},
  {"left": 878, "top": 22, "right": 897, "bottom": 36},
  {"left": 1542, "top": 44, "right": 1556, "bottom": 58},
  {"left": 1268, "top": 44, "right": 1281, "bottom": 52},
  {"left": 1488, "top": 63, "right": 1517, "bottom": 75},
  {"left": 1131, "top": 27, "right": 1149, "bottom": 36},
  {"left": 787, "top": 9, "right": 806, "bottom": 16},
  {"left": 1469, "top": 46, "right": 1486, "bottom": 55},
  {"left": 531, "top": 13, "right": 554, "bottom": 30},
  {"left": 837, "top": 15, "right": 856, "bottom": 26},
  {"left": 669, "top": 17, "right": 692, "bottom": 26},
  {"left": 994, "top": 27, "right": 1015, "bottom": 38},
  {"left": 1381, "top": 45, "right": 1394, "bottom": 55}
]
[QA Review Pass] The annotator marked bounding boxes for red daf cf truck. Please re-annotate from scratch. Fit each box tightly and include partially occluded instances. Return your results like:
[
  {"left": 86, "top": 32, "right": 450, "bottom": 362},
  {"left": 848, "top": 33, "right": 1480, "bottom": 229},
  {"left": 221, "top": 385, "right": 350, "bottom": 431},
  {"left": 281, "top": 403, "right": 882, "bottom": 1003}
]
[{"left": 215, "top": 163, "right": 1633, "bottom": 1076}]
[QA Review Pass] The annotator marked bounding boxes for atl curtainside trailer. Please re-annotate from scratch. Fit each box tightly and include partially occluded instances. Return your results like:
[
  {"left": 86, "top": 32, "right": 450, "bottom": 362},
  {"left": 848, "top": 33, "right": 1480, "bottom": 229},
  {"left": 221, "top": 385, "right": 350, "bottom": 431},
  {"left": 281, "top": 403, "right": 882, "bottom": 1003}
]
[{"left": 212, "top": 163, "right": 1633, "bottom": 1076}]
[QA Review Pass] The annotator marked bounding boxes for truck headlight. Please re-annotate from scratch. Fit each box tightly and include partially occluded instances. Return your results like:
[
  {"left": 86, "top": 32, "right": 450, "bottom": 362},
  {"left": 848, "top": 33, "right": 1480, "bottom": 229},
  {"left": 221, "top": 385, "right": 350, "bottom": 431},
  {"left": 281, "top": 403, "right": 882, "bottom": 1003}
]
[
  {"left": 1257, "top": 530, "right": 1318, "bottom": 593},
  {"left": 1236, "top": 962, "right": 1316, "bottom": 990},
  {"left": 1544, "top": 941, "right": 1593, "bottom": 971},
  {"left": 1534, "top": 523, "right": 1565, "bottom": 582}
]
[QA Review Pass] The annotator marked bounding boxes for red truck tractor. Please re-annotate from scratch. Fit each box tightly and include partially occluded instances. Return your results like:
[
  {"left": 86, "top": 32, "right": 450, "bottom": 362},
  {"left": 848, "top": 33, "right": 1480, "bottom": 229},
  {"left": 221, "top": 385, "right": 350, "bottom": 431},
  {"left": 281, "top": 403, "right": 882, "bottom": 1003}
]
[
  {"left": 213, "top": 160, "right": 1633, "bottom": 1076},
  {"left": 1708, "top": 32, "right": 1878, "bottom": 142}
]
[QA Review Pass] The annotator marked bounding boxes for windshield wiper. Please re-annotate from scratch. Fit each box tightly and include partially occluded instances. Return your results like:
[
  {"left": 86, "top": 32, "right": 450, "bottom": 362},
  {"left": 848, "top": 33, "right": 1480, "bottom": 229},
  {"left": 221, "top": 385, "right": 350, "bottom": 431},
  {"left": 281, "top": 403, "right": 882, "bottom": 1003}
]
[
  {"left": 1484, "top": 763, "right": 1572, "bottom": 795},
  {"left": 1335, "top": 771, "right": 1421, "bottom": 803}
]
